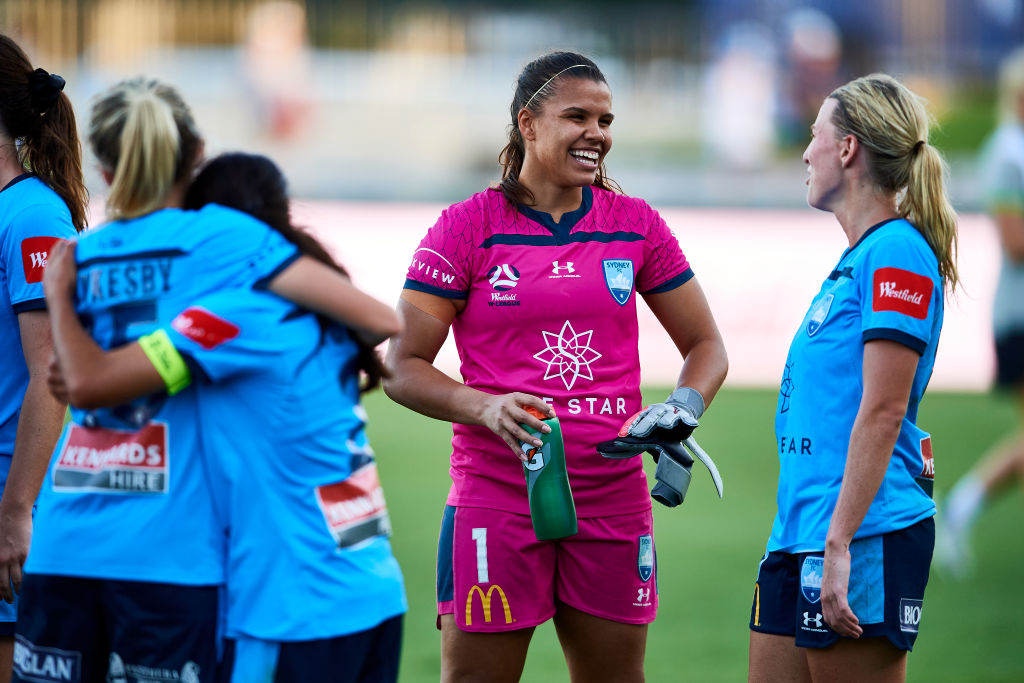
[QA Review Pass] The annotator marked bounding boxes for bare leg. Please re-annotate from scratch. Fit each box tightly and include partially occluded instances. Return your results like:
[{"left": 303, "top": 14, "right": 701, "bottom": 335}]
[
  {"left": 805, "top": 637, "right": 906, "bottom": 683},
  {"left": 440, "top": 614, "right": 535, "bottom": 683},
  {"left": 748, "top": 631, "right": 811, "bottom": 683},
  {"left": 552, "top": 602, "right": 646, "bottom": 683},
  {"left": 0, "top": 636, "right": 11, "bottom": 683}
]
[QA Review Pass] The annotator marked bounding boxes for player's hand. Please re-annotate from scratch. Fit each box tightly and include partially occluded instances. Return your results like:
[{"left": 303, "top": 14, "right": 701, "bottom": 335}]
[
  {"left": 0, "top": 508, "right": 31, "bottom": 603},
  {"left": 47, "top": 351, "right": 69, "bottom": 404},
  {"left": 821, "top": 543, "right": 862, "bottom": 638},
  {"left": 479, "top": 393, "right": 553, "bottom": 462},
  {"left": 628, "top": 387, "right": 704, "bottom": 441},
  {"left": 42, "top": 239, "right": 77, "bottom": 301}
]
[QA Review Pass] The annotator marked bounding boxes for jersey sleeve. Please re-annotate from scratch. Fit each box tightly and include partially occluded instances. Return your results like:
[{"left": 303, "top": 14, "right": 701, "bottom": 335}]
[
  {"left": 161, "top": 290, "right": 309, "bottom": 384},
  {"left": 197, "top": 205, "right": 302, "bottom": 292},
  {"left": 402, "top": 206, "right": 473, "bottom": 299},
  {"left": 634, "top": 201, "right": 693, "bottom": 295},
  {"left": 3, "top": 202, "right": 75, "bottom": 313},
  {"left": 858, "top": 235, "right": 940, "bottom": 355}
]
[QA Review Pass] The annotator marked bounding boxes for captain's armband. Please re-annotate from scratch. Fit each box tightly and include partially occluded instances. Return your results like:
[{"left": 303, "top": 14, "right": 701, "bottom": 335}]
[{"left": 138, "top": 329, "right": 192, "bottom": 395}]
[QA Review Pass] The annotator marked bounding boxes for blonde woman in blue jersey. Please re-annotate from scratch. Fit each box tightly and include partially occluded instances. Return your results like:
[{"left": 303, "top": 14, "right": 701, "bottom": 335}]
[
  {"left": 0, "top": 34, "right": 88, "bottom": 682},
  {"left": 14, "top": 79, "right": 398, "bottom": 682},
  {"left": 748, "top": 74, "right": 958, "bottom": 683}
]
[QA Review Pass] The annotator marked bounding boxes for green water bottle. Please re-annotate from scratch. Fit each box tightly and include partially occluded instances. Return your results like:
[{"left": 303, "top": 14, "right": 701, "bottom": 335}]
[{"left": 520, "top": 407, "right": 578, "bottom": 541}]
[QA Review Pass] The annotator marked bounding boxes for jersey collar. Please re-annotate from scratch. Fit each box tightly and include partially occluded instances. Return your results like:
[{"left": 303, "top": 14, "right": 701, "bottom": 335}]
[
  {"left": 0, "top": 173, "right": 34, "bottom": 193},
  {"left": 842, "top": 217, "right": 902, "bottom": 260},
  {"left": 517, "top": 185, "right": 594, "bottom": 234}
]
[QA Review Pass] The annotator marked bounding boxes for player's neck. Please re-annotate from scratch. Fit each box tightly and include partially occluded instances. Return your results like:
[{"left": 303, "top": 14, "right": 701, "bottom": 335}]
[
  {"left": 834, "top": 193, "right": 899, "bottom": 247},
  {"left": 0, "top": 140, "right": 26, "bottom": 190},
  {"left": 520, "top": 182, "right": 584, "bottom": 223}
]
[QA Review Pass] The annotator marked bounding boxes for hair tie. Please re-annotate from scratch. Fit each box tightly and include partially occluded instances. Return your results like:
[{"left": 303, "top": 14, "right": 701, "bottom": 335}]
[
  {"left": 28, "top": 68, "right": 66, "bottom": 115},
  {"left": 523, "top": 64, "right": 589, "bottom": 111},
  {"left": 912, "top": 139, "right": 925, "bottom": 154}
]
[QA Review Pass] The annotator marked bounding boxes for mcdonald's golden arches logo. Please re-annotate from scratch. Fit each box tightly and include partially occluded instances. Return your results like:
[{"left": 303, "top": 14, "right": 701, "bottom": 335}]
[{"left": 465, "top": 584, "right": 512, "bottom": 626}]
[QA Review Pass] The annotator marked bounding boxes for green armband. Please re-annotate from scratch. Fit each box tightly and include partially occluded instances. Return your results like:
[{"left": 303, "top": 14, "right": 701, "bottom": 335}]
[{"left": 138, "top": 329, "right": 192, "bottom": 396}]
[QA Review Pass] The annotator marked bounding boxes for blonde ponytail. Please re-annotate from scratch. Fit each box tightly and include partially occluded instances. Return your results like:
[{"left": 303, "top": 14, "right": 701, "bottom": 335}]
[
  {"left": 89, "top": 78, "right": 201, "bottom": 220},
  {"left": 829, "top": 74, "right": 959, "bottom": 292}
]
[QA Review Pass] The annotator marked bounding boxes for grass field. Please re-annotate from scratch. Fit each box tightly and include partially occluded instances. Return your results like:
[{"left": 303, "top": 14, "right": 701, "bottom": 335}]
[{"left": 364, "top": 387, "right": 1024, "bottom": 683}]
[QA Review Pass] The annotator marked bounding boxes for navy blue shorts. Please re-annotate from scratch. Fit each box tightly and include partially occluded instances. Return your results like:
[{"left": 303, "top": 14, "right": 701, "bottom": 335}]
[
  {"left": 749, "top": 518, "right": 934, "bottom": 651},
  {"left": 228, "top": 615, "right": 403, "bottom": 683},
  {"left": 13, "top": 574, "right": 226, "bottom": 683}
]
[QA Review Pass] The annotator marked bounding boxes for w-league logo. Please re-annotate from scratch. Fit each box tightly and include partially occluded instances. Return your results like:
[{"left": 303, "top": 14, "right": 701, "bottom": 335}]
[{"left": 488, "top": 264, "right": 520, "bottom": 290}]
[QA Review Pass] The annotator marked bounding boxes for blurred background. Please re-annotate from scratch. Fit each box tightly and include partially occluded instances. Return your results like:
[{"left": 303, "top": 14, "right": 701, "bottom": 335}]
[{"left": 5, "top": 2, "right": 1023, "bottom": 681}]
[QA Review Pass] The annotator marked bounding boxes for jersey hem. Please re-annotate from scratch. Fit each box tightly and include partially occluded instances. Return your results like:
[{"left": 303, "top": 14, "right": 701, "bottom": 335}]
[
  {"left": 404, "top": 279, "right": 467, "bottom": 299},
  {"left": 24, "top": 564, "right": 224, "bottom": 586},
  {"left": 12, "top": 298, "right": 46, "bottom": 314},
  {"left": 765, "top": 509, "right": 935, "bottom": 554},
  {"left": 227, "top": 603, "right": 408, "bottom": 642},
  {"left": 641, "top": 267, "right": 694, "bottom": 295},
  {"left": 862, "top": 327, "right": 927, "bottom": 355}
]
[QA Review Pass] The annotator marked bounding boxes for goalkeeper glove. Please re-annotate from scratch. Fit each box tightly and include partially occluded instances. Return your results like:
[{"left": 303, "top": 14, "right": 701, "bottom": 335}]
[{"left": 627, "top": 387, "right": 704, "bottom": 442}]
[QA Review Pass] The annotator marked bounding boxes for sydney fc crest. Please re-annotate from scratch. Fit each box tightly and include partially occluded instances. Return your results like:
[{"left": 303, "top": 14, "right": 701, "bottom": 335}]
[
  {"left": 800, "top": 556, "right": 823, "bottom": 603},
  {"left": 603, "top": 259, "right": 634, "bottom": 306},
  {"left": 806, "top": 293, "right": 834, "bottom": 336},
  {"left": 637, "top": 534, "right": 654, "bottom": 582}
]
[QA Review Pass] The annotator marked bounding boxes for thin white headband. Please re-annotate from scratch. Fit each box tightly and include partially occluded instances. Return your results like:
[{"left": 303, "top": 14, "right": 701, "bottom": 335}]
[{"left": 523, "top": 64, "right": 589, "bottom": 110}]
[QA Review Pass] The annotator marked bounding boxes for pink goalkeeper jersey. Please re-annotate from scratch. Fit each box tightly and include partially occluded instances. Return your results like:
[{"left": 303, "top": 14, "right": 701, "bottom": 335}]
[{"left": 405, "top": 186, "right": 692, "bottom": 518}]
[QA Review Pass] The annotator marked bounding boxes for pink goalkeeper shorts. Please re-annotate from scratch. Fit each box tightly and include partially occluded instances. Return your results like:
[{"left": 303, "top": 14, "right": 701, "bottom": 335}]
[{"left": 436, "top": 505, "right": 657, "bottom": 632}]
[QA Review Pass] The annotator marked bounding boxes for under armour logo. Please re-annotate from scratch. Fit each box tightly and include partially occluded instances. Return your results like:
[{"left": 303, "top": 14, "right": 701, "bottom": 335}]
[
  {"left": 552, "top": 261, "right": 575, "bottom": 274},
  {"left": 637, "top": 587, "right": 650, "bottom": 602},
  {"left": 803, "top": 612, "right": 823, "bottom": 628}
]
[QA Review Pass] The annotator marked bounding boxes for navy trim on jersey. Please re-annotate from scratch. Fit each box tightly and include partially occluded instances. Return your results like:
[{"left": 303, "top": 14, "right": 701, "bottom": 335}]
[
  {"left": 516, "top": 185, "right": 594, "bottom": 234},
  {"left": 12, "top": 298, "right": 47, "bottom": 314},
  {"left": 1, "top": 173, "right": 34, "bottom": 193},
  {"left": 844, "top": 218, "right": 902, "bottom": 259},
  {"left": 252, "top": 251, "right": 302, "bottom": 291},
  {"left": 78, "top": 248, "right": 187, "bottom": 270},
  {"left": 863, "top": 327, "right": 927, "bottom": 355},
  {"left": 828, "top": 267, "right": 854, "bottom": 281},
  {"left": 179, "top": 352, "right": 210, "bottom": 384},
  {"left": 403, "top": 279, "right": 468, "bottom": 299},
  {"left": 436, "top": 505, "right": 456, "bottom": 603},
  {"left": 641, "top": 267, "right": 694, "bottom": 295},
  {"left": 480, "top": 231, "right": 646, "bottom": 249}
]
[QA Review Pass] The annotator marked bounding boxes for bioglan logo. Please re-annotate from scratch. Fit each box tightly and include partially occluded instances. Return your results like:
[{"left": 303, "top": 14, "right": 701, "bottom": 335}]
[
  {"left": 465, "top": 584, "right": 513, "bottom": 626},
  {"left": 872, "top": 267, "right": 932, "bottom": 319},
  {"left": 13, "top": 636, "right": 81, "bottom": 683},
  {"left": 20, "top": 236, "right": 65, "bottom": 284},
  {"left": 899, "top": 598, "right": 923, "bottom": 633}
]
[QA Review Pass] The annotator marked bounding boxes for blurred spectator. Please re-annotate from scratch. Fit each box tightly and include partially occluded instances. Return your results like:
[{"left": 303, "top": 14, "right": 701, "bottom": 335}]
[
  {"left": 243, "top": 0, "right": 312, "bottom": 140},
  {"left": 937, "top": 46, "right": 1024, "bottom": 577}
]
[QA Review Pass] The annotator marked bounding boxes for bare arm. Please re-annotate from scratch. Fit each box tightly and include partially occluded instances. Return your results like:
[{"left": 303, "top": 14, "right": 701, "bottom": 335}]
[
  {"left": 43, "top": 241, "right": 164, "bottom": 409},
  {"left": 383, "top": 289, "right": 552, "bottom": 459},
  {"left": 821, "top": 339, "right": 918, "bottom": 637},
  {"left": 268, "top": 256, "right": 402, "bottom": 345},
  {"left": 991, "top": 210, "right": 1024, "bottom": 264},
  {"left": 642, "top": 277, "right": 728, "bottom": 405},
  {"left": 0, "top": 311, "right": 68, "bottom": 601}
]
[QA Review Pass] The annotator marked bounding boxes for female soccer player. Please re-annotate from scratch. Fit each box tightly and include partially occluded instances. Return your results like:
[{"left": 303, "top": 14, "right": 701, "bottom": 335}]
[
  {"left": 0, "top": 33, "right": 87, "bottom": 680},
  {"left": 14, "top": 79, "right": 397, "bottom": 681},
  {"left": 937, "top": 47, "right": 1024, "bottom": 577},
  {"left": 40, "top": 153, "right": 406, "bottom": 683},
  {"left": 384, "top": 51, "right": 728, "bottom": 682},
  {"left": 748, "top": 74, "right": 958, "bottom": 683}
]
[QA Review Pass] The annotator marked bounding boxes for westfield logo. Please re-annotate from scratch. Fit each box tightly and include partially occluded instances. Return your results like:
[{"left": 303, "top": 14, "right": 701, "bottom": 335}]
[{"left": 878, "top": 281, "right": 924, "bottom": 305}]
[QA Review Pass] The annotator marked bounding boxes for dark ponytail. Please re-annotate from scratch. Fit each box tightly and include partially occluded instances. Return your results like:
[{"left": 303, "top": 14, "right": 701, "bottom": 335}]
[
  {"left": 0, "top": 35, "right": 87, "bottom": 232},
  {"left": 498, "top": 51, "right": 620, "bottom": 206},
  {"left": 184, "top": 152, "right": 387, "bottom": 393}
]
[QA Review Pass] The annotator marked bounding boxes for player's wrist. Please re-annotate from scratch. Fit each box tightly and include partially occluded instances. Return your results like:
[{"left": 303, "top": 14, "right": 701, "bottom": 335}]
[{"left": 667, "top": 386, "right": 705, "bottom": 419}]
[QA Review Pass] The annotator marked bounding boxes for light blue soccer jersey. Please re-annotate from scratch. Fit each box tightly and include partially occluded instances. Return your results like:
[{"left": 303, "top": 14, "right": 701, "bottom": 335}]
[
  {"left": 26, "top": 205, "right": 300, "bottom": 585},
  {"left": 767, "top": 218, "right": 941, "bottom": 554},
  {"left": 158, "top": 291, "right": 406, "bottom": 640},
  {"left": 0, "top": 175, "right": 76, "bottom": 457}
]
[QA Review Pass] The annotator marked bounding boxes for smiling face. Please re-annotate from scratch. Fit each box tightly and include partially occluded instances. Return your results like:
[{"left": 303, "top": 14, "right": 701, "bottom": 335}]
[
  {"left": 520, "top": 77, "right": 614, "bottom": 191},
  {"left": 802, "top": 97, "right": 846, "bottom": 211}
]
